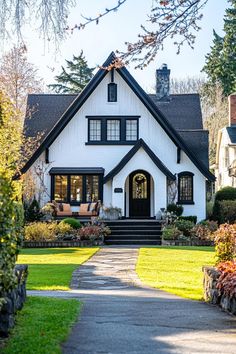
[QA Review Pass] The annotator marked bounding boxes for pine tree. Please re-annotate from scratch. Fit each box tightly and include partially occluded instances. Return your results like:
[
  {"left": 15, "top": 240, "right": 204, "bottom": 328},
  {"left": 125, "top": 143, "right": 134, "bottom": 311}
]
[
  {"left": 48, "top": 51, "right": 94, "bottom": 94},
  {"left": 203, "top": 1, "right": 236, "bottom": 96}
]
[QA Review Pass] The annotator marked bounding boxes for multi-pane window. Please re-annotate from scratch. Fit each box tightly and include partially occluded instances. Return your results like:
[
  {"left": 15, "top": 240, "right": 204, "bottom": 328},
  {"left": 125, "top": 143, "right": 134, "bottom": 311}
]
[
  {"left": 70, "top": 176, "right": 83, "bottom": 202},
  {"left": 86, "top": 176, "right": 99, "bottom": 202},
  {"left": 178, "top": 172, "right": 194, "bottom": 204},
  {"left": 52, "top": 175, "right": 100, "bottom": 204},
  {"left": 126, "top": 120, "right": 138, "bottom": 141},
  {"left": 107, "top": 120, "right": 120, "bottom": 141},
  {"left": 54, "top": 175, "right": 68, "bottom": 202},
  {"left": 89, "top": 120, "right": 101, "bottom": 141}
]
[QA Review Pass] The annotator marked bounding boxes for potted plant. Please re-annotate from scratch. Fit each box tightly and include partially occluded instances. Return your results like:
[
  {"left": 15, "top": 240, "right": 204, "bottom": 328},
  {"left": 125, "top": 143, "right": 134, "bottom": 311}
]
[{"left": 102, "top": 205, "right": 122, "bottom": 220}]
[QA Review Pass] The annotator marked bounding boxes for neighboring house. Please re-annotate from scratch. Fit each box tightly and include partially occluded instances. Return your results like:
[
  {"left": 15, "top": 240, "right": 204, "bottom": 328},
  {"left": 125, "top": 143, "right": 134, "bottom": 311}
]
[
  {"left": 215, "top": 94, "right": 236, "bottom": 190},
  {"left": 22, "top": 52, "right": 214, "bottom": 221}
]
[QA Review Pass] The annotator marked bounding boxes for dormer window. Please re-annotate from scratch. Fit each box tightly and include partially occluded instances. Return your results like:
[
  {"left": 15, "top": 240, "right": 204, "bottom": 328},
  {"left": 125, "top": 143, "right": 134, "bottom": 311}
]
[{"left": 108, "top": 82, "right": 117, "bottom": 102}]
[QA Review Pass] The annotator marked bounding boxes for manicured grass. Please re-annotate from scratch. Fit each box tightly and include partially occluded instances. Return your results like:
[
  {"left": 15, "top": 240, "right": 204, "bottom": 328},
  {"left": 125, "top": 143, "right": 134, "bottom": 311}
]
[
  {"left": 2, "top": 296, "right": 80, "bottom": 354},
  {"left": 17, "top": 248, "right": 99, "bottom": 290},
  {"left": 136, "top": 246, "right": 215, "bottom": 300}
]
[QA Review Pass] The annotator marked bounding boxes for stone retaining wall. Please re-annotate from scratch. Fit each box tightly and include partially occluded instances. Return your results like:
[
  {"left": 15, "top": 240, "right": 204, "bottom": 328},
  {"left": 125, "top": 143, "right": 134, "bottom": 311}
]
[
  {"left": 0, "top": 265, "right": 28, "bottom": 337},
  {"left": 203, "top": 266, "right": 236, "bottom": 315}
]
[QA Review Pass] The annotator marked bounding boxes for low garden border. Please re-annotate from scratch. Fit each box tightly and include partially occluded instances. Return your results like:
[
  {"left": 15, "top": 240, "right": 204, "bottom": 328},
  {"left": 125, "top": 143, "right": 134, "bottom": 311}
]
[
  {"left": 23, "top": 240, "right": 103, "bottom": 248},
  {"left": 0, "top": 265, "right": 28, "bottom": 337},
  {"left": 203, "top": 266, "right": 236, "bottom": 315}
]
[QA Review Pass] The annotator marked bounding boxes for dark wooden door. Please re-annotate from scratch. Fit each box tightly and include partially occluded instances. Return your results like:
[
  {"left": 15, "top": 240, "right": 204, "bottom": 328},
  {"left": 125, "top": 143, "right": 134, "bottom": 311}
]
[{"left": 129, "top": 170, "right": 150, "bottom": 218}]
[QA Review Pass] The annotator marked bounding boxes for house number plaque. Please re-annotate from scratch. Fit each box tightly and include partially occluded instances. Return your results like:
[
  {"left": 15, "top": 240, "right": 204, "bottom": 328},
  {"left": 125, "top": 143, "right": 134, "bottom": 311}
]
[{"left": 114, "top": 188, "right": 123, "bottom": 193}]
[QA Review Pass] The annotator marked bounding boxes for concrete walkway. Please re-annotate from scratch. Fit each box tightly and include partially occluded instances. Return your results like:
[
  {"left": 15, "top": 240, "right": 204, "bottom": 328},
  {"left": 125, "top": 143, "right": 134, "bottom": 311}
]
[{"left": 29, "top": 247, "right": 236, "bottom": 353}]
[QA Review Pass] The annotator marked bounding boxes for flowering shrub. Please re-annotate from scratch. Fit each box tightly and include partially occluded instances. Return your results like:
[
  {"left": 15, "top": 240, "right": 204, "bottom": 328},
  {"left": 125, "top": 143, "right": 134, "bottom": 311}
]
[
  {"left": 24, "top": 221, "right": 74, "bottom": 241},
  {"left": 216, "top": 261, "right": 236, "bottom": 298},
  {"left": 214, "top": 224, "right": 236, "bottom": 264},
  {"left": 191, "top": 220, "right": 218, "bottom": 241},
  {"left": 24, "top": 222, "right": 57, "bottom": 241},
  {"left": 79, "top": 221, "right": 111, "bottom": 241}
]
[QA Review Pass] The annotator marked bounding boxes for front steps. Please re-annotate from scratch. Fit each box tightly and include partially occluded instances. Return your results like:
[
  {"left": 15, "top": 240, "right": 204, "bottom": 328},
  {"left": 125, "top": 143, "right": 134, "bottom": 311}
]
[{"left": 105, "top": 220, "right": 162, "bottom": 245}]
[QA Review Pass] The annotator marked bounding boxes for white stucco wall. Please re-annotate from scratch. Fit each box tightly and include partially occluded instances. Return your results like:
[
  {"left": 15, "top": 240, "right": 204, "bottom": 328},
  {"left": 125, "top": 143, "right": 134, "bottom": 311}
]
[{"left": 29, "top": 69, "right": 208, "bottom": 220}]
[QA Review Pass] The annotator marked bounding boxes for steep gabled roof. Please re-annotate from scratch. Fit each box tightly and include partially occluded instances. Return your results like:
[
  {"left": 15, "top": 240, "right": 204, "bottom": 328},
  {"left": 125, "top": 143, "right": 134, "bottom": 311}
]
[
  {"left": 22, "top": 52, "right": 215, "bottom": 181},
  {"left": 103, "top": 139, "right": 176, "bottom": 183}
]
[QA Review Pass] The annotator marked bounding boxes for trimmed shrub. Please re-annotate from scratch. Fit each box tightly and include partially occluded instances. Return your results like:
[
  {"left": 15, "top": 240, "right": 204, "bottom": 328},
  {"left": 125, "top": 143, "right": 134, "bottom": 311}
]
[
  {"left": 166, "top": 203, "right": 183, "bottom": 217},
  {"left": 218, "top": 200, "right": 236, "bottom": 224},
  {"left": 162, "top": 225, "right": 182, "bottom": 240},
  {"left": 213, "top": 187, "right": 236, "bottom": 222},
  {"left": 214, "top": 224, "right": 236, "bottom": 264},
  {"left": 24, "top": 222, "right": 57, "bottom": 241},
  {"left": 175, "top": 219, "right": 195, "bottom": 237},
  {"left": 179, "top": 215, "right": 197, "bottom": 224},
  {"left": 0, "top": 173, "right": 23, "bottom": 310},
  {"left": 61, "top": 218, "right": 81, "bottom": 229}
]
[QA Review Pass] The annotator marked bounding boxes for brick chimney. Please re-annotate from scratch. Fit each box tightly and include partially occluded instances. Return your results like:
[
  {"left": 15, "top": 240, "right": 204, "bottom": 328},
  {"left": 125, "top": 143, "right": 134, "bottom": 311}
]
[
  {"left": 156, "top": 64, "right": 170, "bottom": 101},
  {"left": 229, "top": 94, "right": 236, "bottom": 126}
]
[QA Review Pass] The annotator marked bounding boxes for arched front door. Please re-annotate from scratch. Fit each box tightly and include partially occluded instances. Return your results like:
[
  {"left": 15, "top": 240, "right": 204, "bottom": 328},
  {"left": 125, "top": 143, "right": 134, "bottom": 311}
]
[{"left": 129, "top": 170, "right": 150, "bottom": 218}]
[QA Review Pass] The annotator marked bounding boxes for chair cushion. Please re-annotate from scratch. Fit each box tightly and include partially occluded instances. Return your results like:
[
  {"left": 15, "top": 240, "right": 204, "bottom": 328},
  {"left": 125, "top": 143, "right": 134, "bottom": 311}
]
[
  {"left": 80, "top": 203, "right": 89, "bottom": 213},
  {"left": 62, "top": 203, "right": 71, "bottom": 212}
]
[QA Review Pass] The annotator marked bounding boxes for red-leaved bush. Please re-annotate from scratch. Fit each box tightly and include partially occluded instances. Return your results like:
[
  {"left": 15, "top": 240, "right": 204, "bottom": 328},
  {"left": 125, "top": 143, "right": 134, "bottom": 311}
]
[
  {"left": 214, "top": 224, "right": 236, "bottom": 263},
  {"left": 216, "top": 261, "right": 236, "bottom": 298}
]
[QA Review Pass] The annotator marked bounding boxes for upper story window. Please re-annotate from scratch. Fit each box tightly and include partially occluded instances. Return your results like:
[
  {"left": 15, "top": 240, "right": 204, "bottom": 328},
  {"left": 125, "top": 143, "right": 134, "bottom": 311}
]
[
  {"left": 108, "top": 83, "right": 117, "bottom": 102},
  {"left": 107, "top": 119, "right": 120, "bottom": 141},
  {"left": 87, "top": 116, "right": 140, "bottom": 145},
  {"left": 89, "top": 119, "right": 101, "bottom": 141},
  {"left": 126, "top": 119, "right": 138, "bottom": 141},
  {"left": 178, "top": 172, "right": 194, "bottom": 204}
]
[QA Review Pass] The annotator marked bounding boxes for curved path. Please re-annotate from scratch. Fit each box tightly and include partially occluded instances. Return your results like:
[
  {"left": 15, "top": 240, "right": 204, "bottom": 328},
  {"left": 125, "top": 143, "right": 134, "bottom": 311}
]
[{"left": 29, "top": 247, "right": 236, "bottom": 353}]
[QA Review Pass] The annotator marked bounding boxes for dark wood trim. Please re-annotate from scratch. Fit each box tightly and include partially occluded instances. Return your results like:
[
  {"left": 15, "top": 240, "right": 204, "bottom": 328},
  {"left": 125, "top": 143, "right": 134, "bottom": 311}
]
[
  {"left": 111, "top": 69, "right": 114, "bottom": 83},
  {"left": 45, "top": 148, "right": 49, "bottom": 164},
  {"left": 21, "top": 51, "right": 215, "bottom": 182},
  {"left": 86, "top": 141, "right": 136, "bottom": 146},
  {"left": 177, "top": 147, "right": 181, "bottom": 164},
  {"left": 104, "top": 138, "right": 176, "bottom": 183},
  {"left": 177, "top": 171, "right": 194, "bottom": 204}
]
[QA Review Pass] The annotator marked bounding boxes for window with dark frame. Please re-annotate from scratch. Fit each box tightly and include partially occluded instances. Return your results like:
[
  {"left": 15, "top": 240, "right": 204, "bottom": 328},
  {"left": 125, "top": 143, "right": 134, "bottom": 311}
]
[
  {"left": 107, "top": 119, "right": 120, "bottom": 141},
  {"left": 89, "top": 119, "right": 101, "bottom": 141},
  {"left": 178, "top": 172, "right": 194, "bottom": 204},
  {"left": 87, "top": 116, "right": 139, "bottom": 144},
  {"left": 126, "top": 120, "right": 138, "bottom": 141},
  {"left": 54, "top": 175, "right": 68, "bottom": 202},
  {"left": 108, "top": 82, "right": 117, "bottom": 102},
  {"left": 52, "top": 174, "right": 101, "bottom": 204}
]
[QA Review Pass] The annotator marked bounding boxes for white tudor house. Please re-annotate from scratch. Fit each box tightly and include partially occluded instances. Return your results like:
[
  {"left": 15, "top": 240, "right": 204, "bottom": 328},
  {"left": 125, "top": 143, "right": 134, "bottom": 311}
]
[
  {"left": 22, "top": 52, "right": 214, "bottom": 221},
  {"left": 215, "top": 94, "right": 236, "bottom": 190}
]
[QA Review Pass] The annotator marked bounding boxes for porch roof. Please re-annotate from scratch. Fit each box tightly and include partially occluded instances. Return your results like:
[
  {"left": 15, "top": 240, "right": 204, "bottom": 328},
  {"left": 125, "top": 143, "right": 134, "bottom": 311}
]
[{"left": 103, "top": 138, "right": 176, "bottom": 183}]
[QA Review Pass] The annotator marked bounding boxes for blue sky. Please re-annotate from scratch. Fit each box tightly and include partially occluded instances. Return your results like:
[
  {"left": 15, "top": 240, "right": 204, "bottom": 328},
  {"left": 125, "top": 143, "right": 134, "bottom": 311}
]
[{"left": 20, "top": 0, "right": 228, "bottom": 92}]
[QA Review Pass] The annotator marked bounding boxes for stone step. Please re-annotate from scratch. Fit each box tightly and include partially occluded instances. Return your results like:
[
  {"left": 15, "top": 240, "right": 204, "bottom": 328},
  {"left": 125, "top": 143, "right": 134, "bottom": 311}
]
[
  {"left": 106, "top": 234, "right": 161, "bottom": 240},
  {"left": 105, "top": 239, "right": 162, "bottom": 245},
  {"left": 109, "top": 229, "right": 162, "bottom": 235}
]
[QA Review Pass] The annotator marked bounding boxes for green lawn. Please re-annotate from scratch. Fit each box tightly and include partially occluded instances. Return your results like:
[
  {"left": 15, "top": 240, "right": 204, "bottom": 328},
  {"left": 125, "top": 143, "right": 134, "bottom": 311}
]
[
  {"left": 2, "top": 297, "right": 80, "bottom": 354},
  {"left": 136, "top": 246, "right": 215, "bottom": 300},
  {"left": 17, "top": 247, "right": 99, "bottom": 290}
]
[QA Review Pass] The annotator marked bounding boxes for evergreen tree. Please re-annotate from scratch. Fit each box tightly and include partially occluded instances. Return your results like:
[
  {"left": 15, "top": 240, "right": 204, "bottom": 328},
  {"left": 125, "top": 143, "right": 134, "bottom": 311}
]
[
  {"left": 203, "top": 1, "right": 236, "bottom": 96},
  {"left": 48, "top": 51, "right": 94, "bottom": 94}
]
